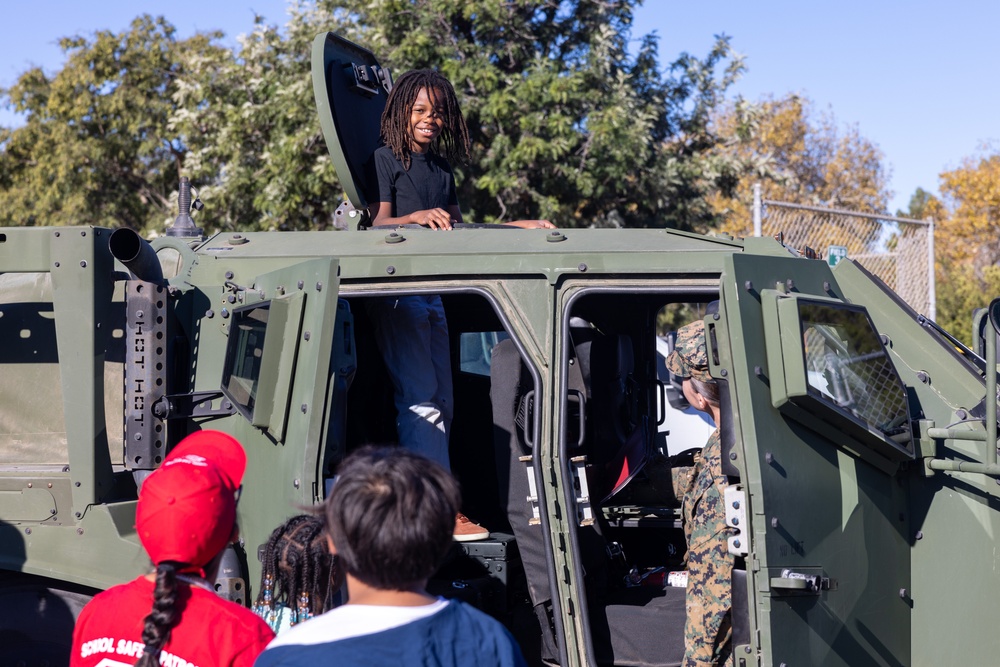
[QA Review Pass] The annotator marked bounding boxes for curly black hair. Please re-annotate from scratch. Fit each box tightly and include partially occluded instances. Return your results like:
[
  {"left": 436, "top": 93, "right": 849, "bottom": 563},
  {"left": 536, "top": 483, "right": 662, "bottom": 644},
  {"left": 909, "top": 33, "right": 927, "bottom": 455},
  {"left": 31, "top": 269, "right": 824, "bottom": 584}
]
[{"left": 380, "top": 69, "right": 471, "bottom": 170}]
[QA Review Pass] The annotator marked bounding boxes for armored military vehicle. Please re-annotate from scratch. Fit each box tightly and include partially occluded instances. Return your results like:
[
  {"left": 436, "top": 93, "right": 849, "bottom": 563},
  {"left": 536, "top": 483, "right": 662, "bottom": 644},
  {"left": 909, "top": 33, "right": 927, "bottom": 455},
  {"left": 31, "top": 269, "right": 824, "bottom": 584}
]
[{"left": 2, "top": 31, "right": 1000, "bottom": 667}]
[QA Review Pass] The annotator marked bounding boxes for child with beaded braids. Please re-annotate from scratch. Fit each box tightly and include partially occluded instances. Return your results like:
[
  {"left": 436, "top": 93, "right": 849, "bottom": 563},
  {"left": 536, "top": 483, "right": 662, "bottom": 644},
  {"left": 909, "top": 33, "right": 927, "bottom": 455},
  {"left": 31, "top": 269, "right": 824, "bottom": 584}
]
[
  {"left": 365, "top": 69, "right": 553, "bottom": 541},
  {"left": 70, "top": 431, "right": 274, "bottom": 667},
  {"left": 254, "top": 514, "right": 342, "bottom": 633}
]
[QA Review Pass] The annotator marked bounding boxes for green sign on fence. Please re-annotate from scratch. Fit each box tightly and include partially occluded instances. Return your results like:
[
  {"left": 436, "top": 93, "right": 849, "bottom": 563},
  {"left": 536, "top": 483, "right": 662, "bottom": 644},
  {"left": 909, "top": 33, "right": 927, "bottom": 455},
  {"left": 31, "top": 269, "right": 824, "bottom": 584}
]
[{"left": 827, "top": 245, "right": 848, "bottom": 267}]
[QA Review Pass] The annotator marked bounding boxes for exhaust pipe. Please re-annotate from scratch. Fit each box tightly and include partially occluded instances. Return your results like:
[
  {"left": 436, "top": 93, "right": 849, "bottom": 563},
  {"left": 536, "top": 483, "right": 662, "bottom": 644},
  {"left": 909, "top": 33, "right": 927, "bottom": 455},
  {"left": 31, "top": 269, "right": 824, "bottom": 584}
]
[{"left": 109, "top": 228, "right": 163, "bottom": 283}]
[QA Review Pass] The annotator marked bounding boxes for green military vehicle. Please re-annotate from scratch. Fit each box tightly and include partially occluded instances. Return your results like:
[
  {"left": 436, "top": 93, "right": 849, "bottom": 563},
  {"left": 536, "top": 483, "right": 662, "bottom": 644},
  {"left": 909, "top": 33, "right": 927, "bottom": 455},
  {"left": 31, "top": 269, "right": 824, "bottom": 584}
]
[{"left": 2, "top": 32, "right": 1000, "bottom": 667}]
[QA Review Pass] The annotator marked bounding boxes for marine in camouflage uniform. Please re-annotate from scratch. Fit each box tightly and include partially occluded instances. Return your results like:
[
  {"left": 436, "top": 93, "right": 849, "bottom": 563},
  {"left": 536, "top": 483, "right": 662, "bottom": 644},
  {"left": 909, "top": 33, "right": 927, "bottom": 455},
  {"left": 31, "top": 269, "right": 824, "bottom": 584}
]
[{"left": 667, "top": 319, "right": 735, "bottom": 667}]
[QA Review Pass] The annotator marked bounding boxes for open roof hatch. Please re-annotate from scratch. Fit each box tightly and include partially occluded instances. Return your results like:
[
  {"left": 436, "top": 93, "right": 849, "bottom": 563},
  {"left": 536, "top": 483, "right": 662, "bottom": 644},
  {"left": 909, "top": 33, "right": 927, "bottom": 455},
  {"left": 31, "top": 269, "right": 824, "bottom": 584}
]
[{"left": 311, "top": 32, "right": 393, "bottom": 227}]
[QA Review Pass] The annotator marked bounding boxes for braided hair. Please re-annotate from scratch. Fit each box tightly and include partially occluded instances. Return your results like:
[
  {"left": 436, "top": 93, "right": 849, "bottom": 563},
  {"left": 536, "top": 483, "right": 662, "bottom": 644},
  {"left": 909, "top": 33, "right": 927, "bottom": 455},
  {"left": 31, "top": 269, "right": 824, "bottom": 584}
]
[
  {"left": 134, "top": 562, "right": 180, "bottom": 667},
  {"left": 380, "top": 69, "right": 471, "bottom": 170},
  {"left": 255, "top": 514, "right": 337, "bottom": 628}
]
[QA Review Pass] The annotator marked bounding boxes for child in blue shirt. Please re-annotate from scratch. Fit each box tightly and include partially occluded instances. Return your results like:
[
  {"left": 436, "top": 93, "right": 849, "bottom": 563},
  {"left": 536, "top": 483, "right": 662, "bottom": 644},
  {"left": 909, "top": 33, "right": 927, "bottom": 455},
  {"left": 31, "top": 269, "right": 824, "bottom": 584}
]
[
  {"left": 254, "top": 446, "right": 528, "bottom": 667},
  {"left": 365, "top": 70, "right": 553, "bottom": 541}
]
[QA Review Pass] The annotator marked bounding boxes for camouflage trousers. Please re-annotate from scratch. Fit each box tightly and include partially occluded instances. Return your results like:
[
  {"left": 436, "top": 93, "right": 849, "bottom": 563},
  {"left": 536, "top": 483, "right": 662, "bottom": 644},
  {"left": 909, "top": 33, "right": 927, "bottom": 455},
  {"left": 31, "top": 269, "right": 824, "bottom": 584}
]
[{"left": 682, "top": 465, "right": 734, "bottom": 666}]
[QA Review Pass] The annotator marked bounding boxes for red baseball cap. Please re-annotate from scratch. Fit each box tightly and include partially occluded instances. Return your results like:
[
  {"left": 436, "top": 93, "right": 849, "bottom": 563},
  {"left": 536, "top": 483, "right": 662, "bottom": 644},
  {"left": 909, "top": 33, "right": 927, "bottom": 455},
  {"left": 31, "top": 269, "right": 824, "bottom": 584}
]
[{"left": 136, "top": 430, "right": 247, "bottom": 568}]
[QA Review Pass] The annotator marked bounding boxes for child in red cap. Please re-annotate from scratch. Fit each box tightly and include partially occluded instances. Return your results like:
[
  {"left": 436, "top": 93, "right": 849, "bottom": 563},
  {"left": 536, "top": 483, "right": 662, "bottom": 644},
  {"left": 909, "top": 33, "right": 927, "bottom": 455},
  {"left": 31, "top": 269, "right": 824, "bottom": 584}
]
[{"left": 70, "top": 430, "right": 274, "bottom": 667}]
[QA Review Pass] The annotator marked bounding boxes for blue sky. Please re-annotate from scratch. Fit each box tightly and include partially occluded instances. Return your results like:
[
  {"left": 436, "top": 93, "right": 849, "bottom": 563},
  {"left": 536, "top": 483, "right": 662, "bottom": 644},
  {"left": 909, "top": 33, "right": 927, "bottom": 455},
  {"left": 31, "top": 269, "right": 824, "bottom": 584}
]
[{"left": 2, "top": 1, "right": 997, "bottom": 215}]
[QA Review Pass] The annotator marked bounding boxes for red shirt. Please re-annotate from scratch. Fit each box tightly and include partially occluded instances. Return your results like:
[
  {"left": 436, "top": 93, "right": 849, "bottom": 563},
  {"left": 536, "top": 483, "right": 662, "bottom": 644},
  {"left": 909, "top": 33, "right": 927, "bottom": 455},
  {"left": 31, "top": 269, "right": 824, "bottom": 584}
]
[{"left": 71, "top": 576, "right": 274, "bottom": 667}]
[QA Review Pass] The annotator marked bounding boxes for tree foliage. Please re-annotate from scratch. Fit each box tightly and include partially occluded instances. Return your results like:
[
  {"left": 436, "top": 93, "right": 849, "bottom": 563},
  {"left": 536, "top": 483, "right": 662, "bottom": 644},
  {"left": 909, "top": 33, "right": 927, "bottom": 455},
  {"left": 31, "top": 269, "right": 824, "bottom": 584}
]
[
  {"left": 711, "top": 94, "right": 891, "bottom": 237},
  {"left": 355, "top": 0, "right": 747, "bottom": 229},
  {"left": 918, "top": 150, "right": 1000, "bottom": 342},
  {"left": 0, "top": 0, "right": 752, "bottom": 233},
  {"left": 0, "top": 16, "right": 227, "bottom": 230}
]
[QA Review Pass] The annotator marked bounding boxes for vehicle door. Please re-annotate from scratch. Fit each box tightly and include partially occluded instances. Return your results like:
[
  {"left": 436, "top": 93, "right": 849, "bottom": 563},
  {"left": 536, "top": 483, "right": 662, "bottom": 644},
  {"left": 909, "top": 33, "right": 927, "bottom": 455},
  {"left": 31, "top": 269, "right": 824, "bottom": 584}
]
[
  {"left": 720, "top": 247, "right": 913, "bottom": 666},
  {"left": 832, "top": 257, "right": 1000, "bottom": 666}
]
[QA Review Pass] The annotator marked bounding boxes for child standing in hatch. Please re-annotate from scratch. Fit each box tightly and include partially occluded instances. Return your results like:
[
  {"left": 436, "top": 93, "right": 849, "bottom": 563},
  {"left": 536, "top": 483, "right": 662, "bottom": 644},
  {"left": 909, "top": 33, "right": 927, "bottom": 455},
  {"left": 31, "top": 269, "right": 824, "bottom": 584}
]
[{"left": 366, "top": 69, "right": 552, "bottom": 541}]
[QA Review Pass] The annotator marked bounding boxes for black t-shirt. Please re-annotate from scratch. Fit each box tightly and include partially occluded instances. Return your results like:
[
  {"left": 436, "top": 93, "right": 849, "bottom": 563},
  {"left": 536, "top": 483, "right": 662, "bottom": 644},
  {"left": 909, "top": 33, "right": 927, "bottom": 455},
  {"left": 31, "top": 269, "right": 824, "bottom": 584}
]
[{"left": 369, "top": 146, "right": 458, "bottom": 217}]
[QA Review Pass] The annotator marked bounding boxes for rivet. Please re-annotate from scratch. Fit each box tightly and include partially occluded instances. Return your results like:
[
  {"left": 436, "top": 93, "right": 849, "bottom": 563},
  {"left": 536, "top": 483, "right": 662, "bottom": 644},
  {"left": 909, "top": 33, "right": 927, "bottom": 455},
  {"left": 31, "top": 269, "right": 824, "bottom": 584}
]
[
  {"left": 732, "top": 500, "right": 740, "bottom": 509},
  {"left": 75, "top": 512, "right": 82, "bottom": 518},
  {"left": 54, "top": 231, "right": 60, "bottom": 237},
  {"left": 729, "top": 452, "right": 737, "bottom": 460},
  {"left": 25, "top": 528, "right": 31, "bottom": 535},
  {"left": 786, "top": 279, "right": 795, "bottom": 290},
  {"left": 315, "top": 282, "right": 323, "bottom": 291},
  {"left": 733, "top": 539, "right": 741, "bottom": 549},
  {"left": 823, "top": 281, "right": 831, "bottom": 292},
  {"left": 80, "top": 260, "right": 87, "bottom": 268},
  {"left": 899, "top": 588, "right": 907, "bottom": 599},
  {"left": 744, "top": 646, "right": 752, "bottom": 654},
  {"left": 297, "top": 280, "right": 304, "bottom": 290},
  {"left": 956, "top": 409, "right": 968, "bottom": 420},
  {"left": 50, "top": 508, "right": 56, "bottom": 515},
  {"left": 578, "top": 263, "right": 587, "bottom": 272},
  {"left": 225, "top": 271, "right": 234, "bottom": 279},
  {"left": 771, "top": 517, "right": 779, "bottom": 528},
  {"left": 27, "top": 482, "right": 32, "bottom": 488},
  {"left": 720, "top": 368, "right": 728, "bottom": 377},
  {"left": 732, "top": 517, "right": 739, "bottom": 525},
  {"left": 227, "top": 294, "right": 236, "bottom": 303},
  {"left": 916, "top": 371, "right": 930, "bottom": 384},
  {"left": 77, "top": 528, "right": 84, "bottom": 535},
  {"left": 205, "top": 309, "right": 215, "bottom": 319},
  {"left": 81, "top": 231, "right": 87, "bottom": 237},
  {"left": 386, "top": 266, "right": 396, "bottom": 275},
  {"left": 754, "top": 365, "right": 763, "bottom": 377},
  {"left": 75, "top": 482, "right": 81, "bottom": 487},
  {"left": 744, "top": 280, "right": 753, "bottom": 291},
  {"left": 303, "top": 331, "right": 311, "bottom": 341},
  {"left": 765, "top": 452, "right": 773, "bottom": 464},
  {"left": 915, "top": 531, "right": 923, "bottom": 540},
  {"left": 47, "top": 483, "right": 52, "bottom": 488},
  {"left": 135, "top": 310, "right": 144, "bottom": 319},
  {"left": 293, "top": 479, "right": 300, "bottom": 489},
  {"left": 880, "top": 334, "right": 889, "bottom": 345},
  {"left": 301, "top": 404, "right": 308, "bottom": 413},
  {"left": 54, "top": 262, "right": 60, "bottom": 268},
  {"left": 713, "top": 313, "right": 720, "bottom": 320},
  {"left": 221, "top": 308, "right": 230, "bottom": 319}
]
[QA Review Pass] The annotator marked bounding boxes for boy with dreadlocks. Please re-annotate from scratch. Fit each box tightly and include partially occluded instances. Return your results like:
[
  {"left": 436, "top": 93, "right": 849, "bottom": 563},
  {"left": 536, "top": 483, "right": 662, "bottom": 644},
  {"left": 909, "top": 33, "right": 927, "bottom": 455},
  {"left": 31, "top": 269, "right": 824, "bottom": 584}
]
[
  {"left": 365, "top": 69, "right": 553, "bottom": 542},
  {"left": 254, "top": 514, "right": 341, "bottom": 633}
]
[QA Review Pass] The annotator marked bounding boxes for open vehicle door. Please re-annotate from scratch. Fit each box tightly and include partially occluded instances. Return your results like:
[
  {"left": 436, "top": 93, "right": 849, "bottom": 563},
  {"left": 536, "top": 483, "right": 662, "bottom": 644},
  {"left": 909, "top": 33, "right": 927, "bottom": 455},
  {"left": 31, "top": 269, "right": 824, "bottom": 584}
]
[{"left": 720, "top": 247, "right": 913, "bottom": 666}]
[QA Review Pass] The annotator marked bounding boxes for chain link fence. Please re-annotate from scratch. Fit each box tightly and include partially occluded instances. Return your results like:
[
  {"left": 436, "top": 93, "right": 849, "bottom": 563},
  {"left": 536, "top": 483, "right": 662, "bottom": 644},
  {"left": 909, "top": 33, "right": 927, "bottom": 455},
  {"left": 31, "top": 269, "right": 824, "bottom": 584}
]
[{"left": 752, "top": 185, "right": 935, "bottom": 319}]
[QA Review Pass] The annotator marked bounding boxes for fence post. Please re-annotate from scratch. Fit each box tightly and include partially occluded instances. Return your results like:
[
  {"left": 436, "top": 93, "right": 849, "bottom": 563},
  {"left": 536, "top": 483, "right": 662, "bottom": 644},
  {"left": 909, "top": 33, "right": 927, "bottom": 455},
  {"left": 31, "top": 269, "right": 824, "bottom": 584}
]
[
  {"left": 753, "top": 183, "right": 762, "bottom": 237},
  {"left": 927, "top": 217, "right": 936, "bottom": 320}
]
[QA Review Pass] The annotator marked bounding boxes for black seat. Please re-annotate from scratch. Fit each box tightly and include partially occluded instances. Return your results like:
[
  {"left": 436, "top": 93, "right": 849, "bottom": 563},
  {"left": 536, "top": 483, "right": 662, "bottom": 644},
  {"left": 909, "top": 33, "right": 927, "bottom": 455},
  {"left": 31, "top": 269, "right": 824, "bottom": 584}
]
[{"left": 491, "top": 338, "right": 686, "bottom": 666}]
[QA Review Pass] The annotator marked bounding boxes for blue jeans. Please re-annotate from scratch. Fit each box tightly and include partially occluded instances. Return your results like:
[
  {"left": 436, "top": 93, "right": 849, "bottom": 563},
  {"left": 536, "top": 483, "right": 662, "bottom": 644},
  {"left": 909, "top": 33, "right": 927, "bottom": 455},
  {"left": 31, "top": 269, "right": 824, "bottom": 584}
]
[{"left": 366, "top": 295, "right": 454, "bottom": 471}]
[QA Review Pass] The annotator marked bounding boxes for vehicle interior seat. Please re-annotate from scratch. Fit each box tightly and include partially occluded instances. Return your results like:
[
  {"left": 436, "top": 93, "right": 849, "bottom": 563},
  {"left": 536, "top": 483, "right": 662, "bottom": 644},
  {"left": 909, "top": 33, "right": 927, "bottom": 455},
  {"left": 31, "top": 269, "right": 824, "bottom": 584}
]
[{"left": 491, "top": 338, "right": 686, "bottom": 666}]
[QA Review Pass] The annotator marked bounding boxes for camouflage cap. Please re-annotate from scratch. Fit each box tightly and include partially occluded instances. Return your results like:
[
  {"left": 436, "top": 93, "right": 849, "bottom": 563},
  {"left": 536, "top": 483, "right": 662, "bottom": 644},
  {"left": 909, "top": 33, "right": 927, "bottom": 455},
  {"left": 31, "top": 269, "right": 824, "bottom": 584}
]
[{"left": 666, "top": 319, "right": 712, "bottom": 383}]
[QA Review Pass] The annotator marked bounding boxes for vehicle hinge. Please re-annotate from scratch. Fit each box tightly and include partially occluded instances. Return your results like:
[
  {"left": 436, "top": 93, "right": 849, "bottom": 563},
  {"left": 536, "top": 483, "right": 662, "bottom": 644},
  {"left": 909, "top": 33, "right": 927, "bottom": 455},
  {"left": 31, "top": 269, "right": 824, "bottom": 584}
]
[
  {"left": 569, "top": 455, "right": 594, "bottom": 526},
  {"left": 725, "top": 485, "right": 749, "bottom": 556},
  {"left": 519, "top": 454, "right": 542, "bottom": 525}
]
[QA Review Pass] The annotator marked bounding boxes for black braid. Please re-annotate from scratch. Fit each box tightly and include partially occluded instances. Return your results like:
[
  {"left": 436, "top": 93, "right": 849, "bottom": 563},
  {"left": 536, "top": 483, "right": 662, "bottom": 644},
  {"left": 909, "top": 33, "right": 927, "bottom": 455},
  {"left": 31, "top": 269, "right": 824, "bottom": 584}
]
[
  {"left": 135, "top": 562, "right": 180, "bottom": 667},
  {"left": 257, "top": 514, "right": 336, "bottom": 617},
  {"left": 380, "top": 69, "right": 471, "bottom": 170}
]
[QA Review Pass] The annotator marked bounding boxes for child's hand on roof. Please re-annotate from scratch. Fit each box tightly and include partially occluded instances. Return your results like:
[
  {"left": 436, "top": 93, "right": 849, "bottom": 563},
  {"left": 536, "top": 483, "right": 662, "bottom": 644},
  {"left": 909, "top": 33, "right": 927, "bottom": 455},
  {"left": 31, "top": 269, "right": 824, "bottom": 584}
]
[{"left": 409, "top": 207, "right": 455, "bottom": 230}]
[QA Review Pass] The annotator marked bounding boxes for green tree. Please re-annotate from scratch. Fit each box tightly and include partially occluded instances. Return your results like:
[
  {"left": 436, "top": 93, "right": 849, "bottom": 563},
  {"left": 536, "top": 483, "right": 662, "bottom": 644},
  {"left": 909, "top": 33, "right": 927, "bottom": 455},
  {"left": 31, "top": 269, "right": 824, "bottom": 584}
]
[
  {"left": 0, "top": 16, "right": 227, "bottom": 230},
  {"left": 1, "top": 1, "right": 750, "bottom": 232},
  {"left": 354, "top": 0, "right": 748, "bottom": 229}
]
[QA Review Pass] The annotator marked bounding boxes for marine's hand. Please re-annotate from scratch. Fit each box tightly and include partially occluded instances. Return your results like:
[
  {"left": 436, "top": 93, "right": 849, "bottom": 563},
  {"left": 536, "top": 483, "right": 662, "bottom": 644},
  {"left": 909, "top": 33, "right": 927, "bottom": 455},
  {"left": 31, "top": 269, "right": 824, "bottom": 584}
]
[
  {"left": 507, "top": 219, "right": 556, "bottom": 229},
  {"left": 409, "top": 208, "right": 454, "bottom": 230}
]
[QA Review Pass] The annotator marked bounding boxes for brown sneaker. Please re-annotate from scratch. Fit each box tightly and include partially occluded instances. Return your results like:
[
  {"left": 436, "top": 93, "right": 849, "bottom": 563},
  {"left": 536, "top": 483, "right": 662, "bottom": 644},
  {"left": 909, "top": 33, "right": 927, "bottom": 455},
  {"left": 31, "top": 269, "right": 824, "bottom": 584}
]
[{"left": 454, "top": 513, "right": 490, "bottom": 542}]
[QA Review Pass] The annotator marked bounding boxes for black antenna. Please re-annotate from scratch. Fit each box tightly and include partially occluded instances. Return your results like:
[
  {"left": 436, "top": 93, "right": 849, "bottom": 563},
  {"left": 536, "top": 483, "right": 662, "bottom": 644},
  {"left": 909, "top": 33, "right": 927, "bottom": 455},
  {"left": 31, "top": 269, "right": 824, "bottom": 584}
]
[{"left": 166, "top": 177, "right": 203, "bottom": 237}]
